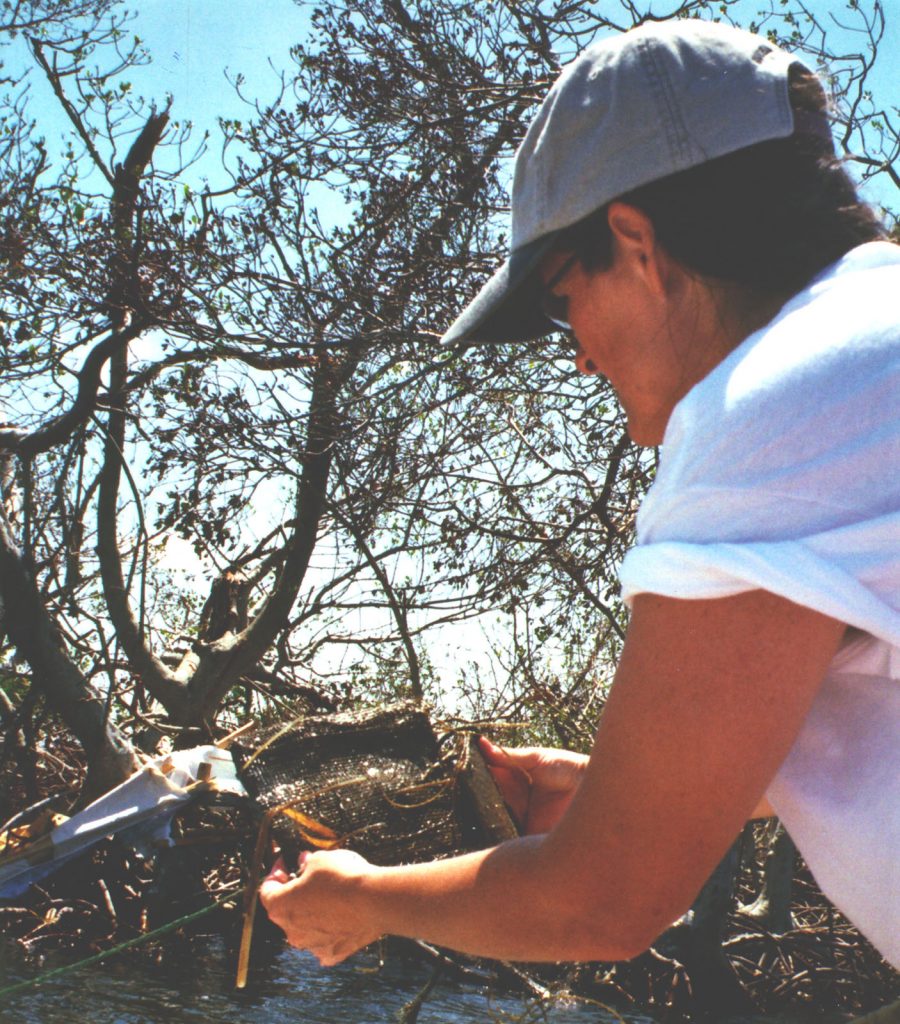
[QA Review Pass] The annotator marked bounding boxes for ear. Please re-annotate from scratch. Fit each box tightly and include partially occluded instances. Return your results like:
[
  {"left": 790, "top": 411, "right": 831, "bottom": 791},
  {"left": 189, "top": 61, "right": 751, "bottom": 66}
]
[{"left": 607, "top": 202, "right": 673, "bottom": 299}]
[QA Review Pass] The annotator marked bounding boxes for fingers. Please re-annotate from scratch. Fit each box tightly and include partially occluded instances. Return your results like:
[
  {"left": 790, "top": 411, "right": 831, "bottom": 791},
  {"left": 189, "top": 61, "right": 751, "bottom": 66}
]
[
  {"left": 265, "top": 855, "right": 291, "bottom": 885},
  {"left": 479, "top": 737, "right": 536, "bottom": 782},
  {"left": 314, "top": 936, "right": 359, "bottom": 966},
  {"left": 263, "top": 850, "right": 311, "bottom": 890},
  {"left": 257, "top": 849, "right": 379, "bottom": 969},
  {"left": 258, "top": 868, "right": 303, "bottom": 942},
  {"left": 259, "top": 872, "right": 282, "bottom": 905},
  {"left": 478, "top": 735, "right": 515, "bottom": 763},
  {"left": 479, "top": 737, "right": 536, "bottom": 770}
]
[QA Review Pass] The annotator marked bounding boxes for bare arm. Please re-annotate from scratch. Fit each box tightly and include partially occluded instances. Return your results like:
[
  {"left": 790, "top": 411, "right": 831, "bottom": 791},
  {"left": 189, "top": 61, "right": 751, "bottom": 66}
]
[
  {"left": 478, "top": 737, "right": 774, "bottom": 830},
  {"left": 259, "top": 590, "right": 844, "bottom": 964}
]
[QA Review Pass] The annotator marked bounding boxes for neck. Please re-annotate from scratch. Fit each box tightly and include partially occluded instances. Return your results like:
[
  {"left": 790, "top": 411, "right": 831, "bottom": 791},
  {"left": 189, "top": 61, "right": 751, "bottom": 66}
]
[
  {"left": 631, "top": 280, "right": 789, "bottom": 446},
  {"left": 705, "top": 280, "right": 790, "bottom": 357}
]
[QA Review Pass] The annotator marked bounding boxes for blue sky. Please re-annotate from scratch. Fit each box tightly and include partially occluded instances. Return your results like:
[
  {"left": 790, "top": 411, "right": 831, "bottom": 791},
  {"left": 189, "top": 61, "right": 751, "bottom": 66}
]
[
  {"left": 6, "top": 0, "right": 897, "bottom": 685},
  {"left": 8, "top": 0, "right": 898, "bottom": 215},
  {"left": 132, "top": 0, "right": 308, "bottom": 132}
]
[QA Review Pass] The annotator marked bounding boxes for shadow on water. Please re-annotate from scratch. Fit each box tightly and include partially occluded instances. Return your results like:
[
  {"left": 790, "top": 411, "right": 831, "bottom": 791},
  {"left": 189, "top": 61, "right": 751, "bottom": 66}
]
[
  {"left": 0, "top": 938, "right": 853, "bottom": 1024},
  {"left": 0, "top": 939, "right": 615, "bottom": 1024}
]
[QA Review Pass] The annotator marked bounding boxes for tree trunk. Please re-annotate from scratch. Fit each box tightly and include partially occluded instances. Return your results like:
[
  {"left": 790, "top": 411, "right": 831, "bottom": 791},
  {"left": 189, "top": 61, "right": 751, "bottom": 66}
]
[
  {"left": 740, "top": 819, "right": 797, "bottom": 933},
  {"left": 0, "top": 512, "right": 137, "bottom": 801},
  {"left": 658, "top": 836, "right": 752, "bottom": 1014}
]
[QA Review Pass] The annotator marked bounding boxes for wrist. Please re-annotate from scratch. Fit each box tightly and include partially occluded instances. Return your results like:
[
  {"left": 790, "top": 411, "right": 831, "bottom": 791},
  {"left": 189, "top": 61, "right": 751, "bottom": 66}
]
[{"left": 355, "top": 860, "right": 391, "bottom": 938}]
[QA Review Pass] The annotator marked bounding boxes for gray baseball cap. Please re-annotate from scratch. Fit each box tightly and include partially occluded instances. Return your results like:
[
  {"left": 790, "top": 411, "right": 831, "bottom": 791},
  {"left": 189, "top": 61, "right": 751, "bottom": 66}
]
[{"left": 441, "top": 19, "right": 814, "bottom": 347}]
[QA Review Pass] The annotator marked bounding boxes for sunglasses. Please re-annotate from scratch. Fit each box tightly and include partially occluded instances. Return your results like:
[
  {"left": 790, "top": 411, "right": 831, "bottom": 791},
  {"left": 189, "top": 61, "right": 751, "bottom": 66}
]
[{"left": 540, "top": 252, "right": 579, "bottom": 333}]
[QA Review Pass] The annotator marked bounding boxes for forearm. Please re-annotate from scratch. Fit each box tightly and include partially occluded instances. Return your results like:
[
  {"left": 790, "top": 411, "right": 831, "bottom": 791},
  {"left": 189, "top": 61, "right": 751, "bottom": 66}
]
[
  {"left": 262, "top": 593, "right": 841, "bottom": 968},
  {"left": 360, "top": 835, "right": 639, "bottom": 962}
]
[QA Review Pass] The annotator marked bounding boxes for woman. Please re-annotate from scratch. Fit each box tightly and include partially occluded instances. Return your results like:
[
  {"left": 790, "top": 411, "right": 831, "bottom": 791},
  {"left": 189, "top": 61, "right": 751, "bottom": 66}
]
[{"left": 259, "top": 19, "right": 900, "bottom": 969}]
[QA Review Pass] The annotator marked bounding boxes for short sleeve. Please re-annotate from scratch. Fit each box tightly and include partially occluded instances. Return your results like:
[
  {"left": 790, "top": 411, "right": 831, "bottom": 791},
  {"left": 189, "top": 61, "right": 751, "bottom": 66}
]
[{"left": 618, "top": 243, "right": 900, "bottom": 645}]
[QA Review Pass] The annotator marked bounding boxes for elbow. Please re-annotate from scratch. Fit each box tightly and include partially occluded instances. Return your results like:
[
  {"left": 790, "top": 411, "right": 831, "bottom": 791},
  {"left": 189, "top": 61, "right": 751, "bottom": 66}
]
[
  {"left": 535, "top": 842, "right": 687, "bottom": 961},
  {"left": 605, "top": 928, "right": 658, "bottom": 964},
  {"left": 551, "top": 900, "right": 662, "bottom": 963},
  {"left": 611, "top": 919, "right": 664, "bottom": 961},
  {"left": 545, "top": 868, "right": 688, "bottom": 961}
]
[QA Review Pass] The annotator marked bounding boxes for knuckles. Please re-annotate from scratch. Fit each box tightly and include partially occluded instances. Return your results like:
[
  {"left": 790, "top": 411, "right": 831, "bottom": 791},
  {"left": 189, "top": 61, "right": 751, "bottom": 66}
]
[{"left": 255, "top": 850, "right": 376, "bottom": 966}]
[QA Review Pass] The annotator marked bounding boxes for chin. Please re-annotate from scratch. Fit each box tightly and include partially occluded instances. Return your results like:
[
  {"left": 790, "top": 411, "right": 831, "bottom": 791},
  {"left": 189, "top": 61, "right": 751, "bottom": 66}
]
[{"left": 624, "top": 414, "right": 665, "bottom": 448}]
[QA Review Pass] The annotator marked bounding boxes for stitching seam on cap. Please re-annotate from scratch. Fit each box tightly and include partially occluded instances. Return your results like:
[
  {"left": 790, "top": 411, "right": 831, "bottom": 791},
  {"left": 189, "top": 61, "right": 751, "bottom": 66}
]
[{"left": 639, "top": 33, "right": 688, "bottom": 169}]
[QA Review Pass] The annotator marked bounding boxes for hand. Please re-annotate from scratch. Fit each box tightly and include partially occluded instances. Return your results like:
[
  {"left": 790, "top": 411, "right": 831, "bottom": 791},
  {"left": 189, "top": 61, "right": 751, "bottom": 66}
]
[
  {"left": 258, "top": 849, "right": 382, "bottom": 966},
  {"left": 478, "top": 736, "right": 589, "bottom": 835}
]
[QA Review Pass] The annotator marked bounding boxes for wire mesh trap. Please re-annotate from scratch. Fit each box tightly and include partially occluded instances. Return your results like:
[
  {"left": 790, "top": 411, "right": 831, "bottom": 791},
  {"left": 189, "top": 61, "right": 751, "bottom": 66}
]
[
  {"left": 231, "top": 702, "right": 519, "bottom": 988},
  {"left": 234, "top": 701, "right": 518, "bottom": 870}
]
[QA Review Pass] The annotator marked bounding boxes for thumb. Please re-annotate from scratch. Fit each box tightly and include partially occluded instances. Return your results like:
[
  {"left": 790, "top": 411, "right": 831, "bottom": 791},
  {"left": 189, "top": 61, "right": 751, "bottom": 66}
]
[
  {"left": 478, "top": 736, "right": 538, "bottom": 773},
  {"left": 477, "top": 735, "right": 513, "bottom": 763}
]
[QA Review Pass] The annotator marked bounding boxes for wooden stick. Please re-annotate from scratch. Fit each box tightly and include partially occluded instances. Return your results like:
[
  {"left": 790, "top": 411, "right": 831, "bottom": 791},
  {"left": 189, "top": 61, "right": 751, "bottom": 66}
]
[
  {"left": 215, "top": 721, "right": 257, "bottom": 749},
  {"left": 235, "top": 809, "right": 275, "bottom": 989},
  {"left": 234, "top": 780, "right": 365, "bottom": 988}
]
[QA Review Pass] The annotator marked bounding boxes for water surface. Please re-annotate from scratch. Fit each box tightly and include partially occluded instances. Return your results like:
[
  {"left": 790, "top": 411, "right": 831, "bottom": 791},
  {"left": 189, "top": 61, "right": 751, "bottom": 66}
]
[{"left": 0, "top": 938, "right": 849, "bottom": 1023}]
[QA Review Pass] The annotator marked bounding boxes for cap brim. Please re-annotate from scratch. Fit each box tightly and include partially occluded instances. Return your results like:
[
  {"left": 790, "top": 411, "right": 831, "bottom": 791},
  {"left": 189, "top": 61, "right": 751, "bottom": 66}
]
[{"left": 440, "top": 234, "right": 560, "bottom": 347}]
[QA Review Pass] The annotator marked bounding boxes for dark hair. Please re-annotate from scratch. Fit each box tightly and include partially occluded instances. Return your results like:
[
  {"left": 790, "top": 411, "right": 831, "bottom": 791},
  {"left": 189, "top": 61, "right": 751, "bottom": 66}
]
[{"left": 555, "top": 66, "right": 886, "bottom": 298}]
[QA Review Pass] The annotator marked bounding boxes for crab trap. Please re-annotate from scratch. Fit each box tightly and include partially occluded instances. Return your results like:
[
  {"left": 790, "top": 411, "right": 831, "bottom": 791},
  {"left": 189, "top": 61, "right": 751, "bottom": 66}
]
[{"left": 233, "top": 701, "right": 518, "bottom": 869}]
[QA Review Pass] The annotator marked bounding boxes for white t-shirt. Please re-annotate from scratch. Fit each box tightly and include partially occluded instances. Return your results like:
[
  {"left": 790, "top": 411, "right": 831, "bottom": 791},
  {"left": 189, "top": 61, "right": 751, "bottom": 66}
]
[{"left": 618, "top": 241, "right": 900, "bottom": 968}]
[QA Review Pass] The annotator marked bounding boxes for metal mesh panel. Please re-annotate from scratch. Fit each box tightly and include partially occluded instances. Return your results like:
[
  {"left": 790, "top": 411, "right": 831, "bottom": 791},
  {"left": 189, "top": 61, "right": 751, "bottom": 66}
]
[{"left": 234, "top": 703, "right": 488, "bottom": 867}]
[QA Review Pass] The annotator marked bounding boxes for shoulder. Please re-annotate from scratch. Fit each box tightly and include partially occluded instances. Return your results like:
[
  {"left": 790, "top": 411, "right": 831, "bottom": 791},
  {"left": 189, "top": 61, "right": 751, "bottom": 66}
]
[
  {"left": 674, "top": 242, "right": 900, "bottom": 446},
  {"left": 639, "top": 243, "right": 900, "bottom": 543}
]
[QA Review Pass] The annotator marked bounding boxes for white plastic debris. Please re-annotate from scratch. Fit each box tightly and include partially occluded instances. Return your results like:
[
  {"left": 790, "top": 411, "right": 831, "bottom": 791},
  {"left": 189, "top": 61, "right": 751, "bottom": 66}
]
[{"left": 0, "top": 745, "right": 247, "bottom": 899}]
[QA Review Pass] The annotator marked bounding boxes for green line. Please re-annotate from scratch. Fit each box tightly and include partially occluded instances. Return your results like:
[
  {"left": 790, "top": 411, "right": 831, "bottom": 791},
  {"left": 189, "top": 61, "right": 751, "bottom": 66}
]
[{"left": 0, "top": 888, "right": 243, "bottom": 1003}]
